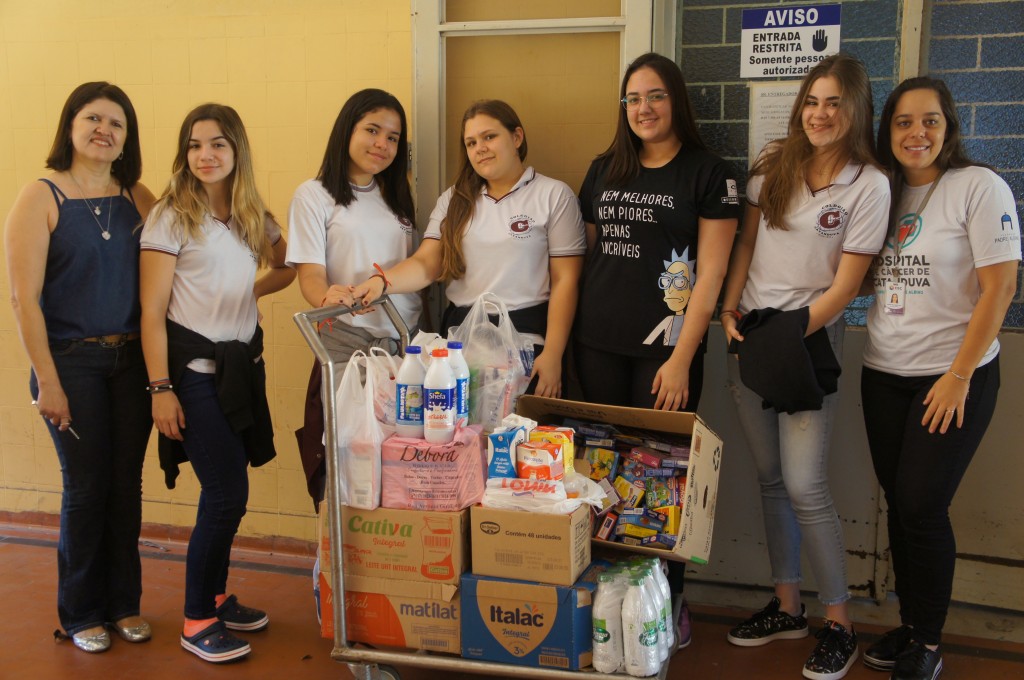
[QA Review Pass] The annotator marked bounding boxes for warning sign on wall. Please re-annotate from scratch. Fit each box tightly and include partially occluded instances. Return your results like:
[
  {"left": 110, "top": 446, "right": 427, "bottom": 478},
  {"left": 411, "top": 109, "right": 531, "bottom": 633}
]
[{"left": 740, "top": 4, "right": 841, "bottom": 79}]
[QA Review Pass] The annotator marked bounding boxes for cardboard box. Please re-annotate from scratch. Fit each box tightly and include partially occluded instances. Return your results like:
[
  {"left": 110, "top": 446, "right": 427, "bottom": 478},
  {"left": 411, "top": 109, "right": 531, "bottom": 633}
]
[
  {"left": 460, "top": 573, "right": 594, "bottom": 670},
  {"left": 320, "top": 572, "right": 460, "bottom": 653},
  {"left": 470, "top": 504, "right": 591, "bottom": 586},
  {"left": 340, "top": 506, "right": 469, "bottom": 585},
  {"left": 516, "top": 396, "right": 724, "bottom": 565}
]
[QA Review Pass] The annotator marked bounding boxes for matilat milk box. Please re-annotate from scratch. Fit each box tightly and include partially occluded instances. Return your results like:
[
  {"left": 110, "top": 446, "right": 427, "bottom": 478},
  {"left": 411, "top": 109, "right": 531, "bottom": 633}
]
[{"left": 460, "top": 573, "right": 595, "bottom": 670}]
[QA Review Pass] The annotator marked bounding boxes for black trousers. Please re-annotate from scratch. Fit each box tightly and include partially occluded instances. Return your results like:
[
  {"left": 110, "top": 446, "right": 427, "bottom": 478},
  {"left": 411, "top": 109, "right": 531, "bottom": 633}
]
[
  {"left": 574, "top": 342, "right": 705, "bottom": 594},
  {"left": 860, "top": 357, "right": 1000, "bottom": 645}
]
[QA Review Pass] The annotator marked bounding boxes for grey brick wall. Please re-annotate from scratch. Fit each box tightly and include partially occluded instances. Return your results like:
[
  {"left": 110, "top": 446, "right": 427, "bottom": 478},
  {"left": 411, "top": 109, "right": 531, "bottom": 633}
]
[{"left": 676, "top": 0, "right": 1024, "bottom": 327}]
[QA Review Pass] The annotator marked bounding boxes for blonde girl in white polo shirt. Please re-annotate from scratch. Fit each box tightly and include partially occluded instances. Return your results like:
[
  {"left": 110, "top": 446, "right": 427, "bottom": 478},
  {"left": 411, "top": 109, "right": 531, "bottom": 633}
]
[
  {"left": 140, "top": 104, "right": 294, "bottom": 663},
  {"left": 719, "top": 54, "right": 890, "bottom": 680},
  {"left": 350, "top": 99, "right": 586, "bottom": 397}
]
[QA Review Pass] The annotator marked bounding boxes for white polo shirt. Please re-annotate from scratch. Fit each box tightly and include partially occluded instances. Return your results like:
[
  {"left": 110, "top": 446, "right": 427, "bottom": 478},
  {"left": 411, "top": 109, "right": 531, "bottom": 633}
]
[
  {"left": 864, "top": 166, "right": 1021, "bottom": 376},
  {"left": 141, "top": 208, "right": 281, "bottom": 371},
  {"left": 424, "top": 166, "right": 586, "bottom": 310},
  {"left": 740, "top": 159, "right": 890, "bottom": 324},
  {"left": 286, "top": 178, "right": 422, "bottom": 337}
]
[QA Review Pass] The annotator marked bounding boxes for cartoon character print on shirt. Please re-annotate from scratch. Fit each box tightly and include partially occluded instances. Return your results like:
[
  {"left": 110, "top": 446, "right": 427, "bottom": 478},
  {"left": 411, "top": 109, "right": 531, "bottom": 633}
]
[
  {"left": 871, "top": 211, "right": 932, "bottom": 295},
  {"left": 643, "top": 247, "right": 696, "bottom": 346}
]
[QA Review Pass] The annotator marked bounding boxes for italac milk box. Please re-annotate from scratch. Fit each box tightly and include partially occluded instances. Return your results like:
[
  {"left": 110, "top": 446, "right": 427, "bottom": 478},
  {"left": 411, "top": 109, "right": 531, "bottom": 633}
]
[{"left": 460, "top": 573, "right": 595, "bottom": 670}]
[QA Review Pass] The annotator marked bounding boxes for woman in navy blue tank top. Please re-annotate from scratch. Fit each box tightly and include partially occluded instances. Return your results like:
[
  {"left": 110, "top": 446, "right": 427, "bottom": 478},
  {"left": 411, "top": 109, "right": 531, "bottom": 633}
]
[{"left": 4, "top": 82, "right": 156, "bottom": 654}]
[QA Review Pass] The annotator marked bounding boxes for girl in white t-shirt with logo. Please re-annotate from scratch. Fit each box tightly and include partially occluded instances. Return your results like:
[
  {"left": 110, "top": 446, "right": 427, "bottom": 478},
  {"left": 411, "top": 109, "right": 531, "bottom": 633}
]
[
  {"left": 286, "top": 89, "right": 422, "bottom": 508},
  {"left": 349, "top": 99, "right": 586, "bottom": 397},
  {"left": 140, "top": 104, "right": 294, "bottom": 664},
  {"left": 720, "top": 54, "right": 890, "bottom": 680},
  {"left": 859, "top": 77, "right": 1020, "bottom": 680}
]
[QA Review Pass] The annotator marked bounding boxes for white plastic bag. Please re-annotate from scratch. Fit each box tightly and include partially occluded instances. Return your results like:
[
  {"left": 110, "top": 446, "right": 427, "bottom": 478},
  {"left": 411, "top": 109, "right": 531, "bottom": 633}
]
[
  {"left": 448, "top": 292, "right": 533, "bottom": 432},
  {"left": 334, "top": 350, "right": 384, "bottom": 509},
  {"left": 367, "top": 347, "right": 398, "bottom": 426},
  {"left": 481, "top": 476, "right": 605, "bottom": 514}
]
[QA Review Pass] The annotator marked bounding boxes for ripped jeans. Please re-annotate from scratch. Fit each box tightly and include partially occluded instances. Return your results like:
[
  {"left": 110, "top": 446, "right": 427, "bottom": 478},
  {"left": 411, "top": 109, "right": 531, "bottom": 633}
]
[{"left": 726, "top": 322, "right": 850, "bottom": 605}]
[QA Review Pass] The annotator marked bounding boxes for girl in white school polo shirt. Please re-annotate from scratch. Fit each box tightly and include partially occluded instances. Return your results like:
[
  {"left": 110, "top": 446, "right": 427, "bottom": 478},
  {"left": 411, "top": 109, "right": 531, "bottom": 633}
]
[{"left": 350, "top": 99, "right": 586, "bottom": 398}]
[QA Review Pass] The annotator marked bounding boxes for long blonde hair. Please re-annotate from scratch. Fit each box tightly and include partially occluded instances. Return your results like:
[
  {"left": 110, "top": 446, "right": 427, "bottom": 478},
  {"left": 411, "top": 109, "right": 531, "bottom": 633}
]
[
  {"left": 154, "top": 103, "right": 272, "bottom": 266},
  {"left": 752, "top": 53, "right": 878, "bottom": 230},
  {"left": 439, "top": 100, "right": 527, "bottom": 282}
]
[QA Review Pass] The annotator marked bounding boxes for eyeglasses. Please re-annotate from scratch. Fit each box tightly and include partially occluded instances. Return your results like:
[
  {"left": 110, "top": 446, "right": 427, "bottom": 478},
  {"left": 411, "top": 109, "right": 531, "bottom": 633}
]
[
  {"left": 621, "top": 93, "right": 671, "bottom": 109},
  {"left": 658, "top": 272, "right": 691, "bottom": 291}
]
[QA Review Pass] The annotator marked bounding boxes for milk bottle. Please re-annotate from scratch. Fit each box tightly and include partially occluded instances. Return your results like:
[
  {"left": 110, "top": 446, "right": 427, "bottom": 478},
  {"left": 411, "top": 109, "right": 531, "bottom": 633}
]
[
  {"left": 447, "top": 341, "right": 470, "bottom": 425},
  {"left": 622, "top": 576, "right": 660, "bottom": 677},
  {"left": 593, "top": 573, "right": 625, "bottom": 673},
  {"left": 395, "top": 346, "right": 425, "bottom": 438},
  {"left": 424, "top": 348, "right": 456, "bottom": 444}
]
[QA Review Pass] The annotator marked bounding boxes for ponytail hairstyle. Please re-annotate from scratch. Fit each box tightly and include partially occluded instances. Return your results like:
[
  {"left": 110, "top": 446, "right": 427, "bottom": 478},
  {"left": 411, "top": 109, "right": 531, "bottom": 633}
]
[
  {"left": 439, "top": 99, "right": 527, "bottom": 282},
  {"left": 752, "top": 53, "right": 878, "bottom": 229},
  {"left": 597, "top": 52, "right": 706, "bottom": 188},
  {"left": 153, "top": 103, "right": 272, "bottom": 266},
  {"left": 876, "top": 76, "right": 989, "bottom": 231},
  {"left": 317, "top": 88, "right": 415, "bottom": 223}
]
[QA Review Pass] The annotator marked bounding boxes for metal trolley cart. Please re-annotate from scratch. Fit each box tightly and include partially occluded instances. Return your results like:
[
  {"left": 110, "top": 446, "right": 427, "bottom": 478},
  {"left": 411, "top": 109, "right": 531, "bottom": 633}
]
[{"left": 295, "top": 297, "right": 673, "bottom": 680}]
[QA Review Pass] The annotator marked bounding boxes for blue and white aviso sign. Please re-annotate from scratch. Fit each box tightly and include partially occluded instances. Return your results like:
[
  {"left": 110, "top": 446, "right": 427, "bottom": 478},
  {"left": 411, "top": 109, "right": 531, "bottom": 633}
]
[{"left": 741, "top": 4, "right": 841, "bottom": 79}]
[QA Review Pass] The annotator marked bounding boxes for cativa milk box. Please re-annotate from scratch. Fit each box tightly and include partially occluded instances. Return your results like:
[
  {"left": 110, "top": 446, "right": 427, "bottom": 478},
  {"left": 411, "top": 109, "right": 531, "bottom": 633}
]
[
  {"left": 516, "top": 396, "right": 724, "bottom": 565},
  {"left": 460, "top": 572, "right": 595, "bottom": 670},
  {"left": 340, "top": 506, "right": 469, "bottom": 585}
]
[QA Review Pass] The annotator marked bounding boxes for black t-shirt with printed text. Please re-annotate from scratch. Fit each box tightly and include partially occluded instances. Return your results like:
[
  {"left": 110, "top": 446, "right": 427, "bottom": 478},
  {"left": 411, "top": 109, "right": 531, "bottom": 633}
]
[{"left": 575, "top": 147, "right": 741, "bottom": 359}]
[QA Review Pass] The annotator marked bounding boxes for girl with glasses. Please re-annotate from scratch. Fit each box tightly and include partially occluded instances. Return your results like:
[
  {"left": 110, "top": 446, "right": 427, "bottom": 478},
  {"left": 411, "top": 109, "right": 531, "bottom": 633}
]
[
  {"left": 574, "top": 52, "right": 741, "bottom": 651},
  {"left": 719, "top": 53, "right": 890, "bottom": 680}
]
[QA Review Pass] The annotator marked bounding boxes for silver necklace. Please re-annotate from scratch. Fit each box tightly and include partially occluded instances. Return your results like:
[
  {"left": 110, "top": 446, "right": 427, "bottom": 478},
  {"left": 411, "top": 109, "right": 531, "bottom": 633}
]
[{"left": 69, "top": 172, "right": 114, "bottom": 240}]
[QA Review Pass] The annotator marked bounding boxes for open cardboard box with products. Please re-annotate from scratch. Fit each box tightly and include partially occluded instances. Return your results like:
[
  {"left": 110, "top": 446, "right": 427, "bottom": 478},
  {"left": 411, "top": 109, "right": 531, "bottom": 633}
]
[{"left": 515, "top": 396, "right": 724, "bottom": 565}]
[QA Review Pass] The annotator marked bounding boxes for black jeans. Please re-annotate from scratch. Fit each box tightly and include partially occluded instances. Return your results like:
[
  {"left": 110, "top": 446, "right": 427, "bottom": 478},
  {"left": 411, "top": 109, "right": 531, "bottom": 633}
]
[
  {"left": 860, "top": 358, "right": 1000, "bottom": 645},
  {"left": 574, "top": 342, "right": 705, "bottom": 594},
  {"left": 30, "top": 338, "right": 152, "bottom": 635},
  {"left": 176, "top": 369, "right": 252, "bottom": 620}
]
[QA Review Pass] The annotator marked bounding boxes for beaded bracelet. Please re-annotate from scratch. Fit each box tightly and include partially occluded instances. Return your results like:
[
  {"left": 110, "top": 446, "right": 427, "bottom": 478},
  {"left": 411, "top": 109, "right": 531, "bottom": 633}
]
[
  {"left": 146, "top": 383, "right": 174, "bottom": 394},
  {"left": 949, "top": 370, "right": 968, "bottom": 382}
]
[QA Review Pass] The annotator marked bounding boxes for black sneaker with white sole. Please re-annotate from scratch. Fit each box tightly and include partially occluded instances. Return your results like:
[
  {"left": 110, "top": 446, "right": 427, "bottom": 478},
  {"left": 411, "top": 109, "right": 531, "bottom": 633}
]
[
  {"left": 802, "top": 620, "right": 858, "bottom": 680},
  {"left": 215, "top": 594, "right": 269, "bottom": 632},
  {"left": 892, "top": 640, "right": 943, "bottom": 680},
  {"left": 864, "top": 624, "right": 914, "bottom": 671},
  {"left": 726, "top": 597, "right": 809, "bottom": 647}
]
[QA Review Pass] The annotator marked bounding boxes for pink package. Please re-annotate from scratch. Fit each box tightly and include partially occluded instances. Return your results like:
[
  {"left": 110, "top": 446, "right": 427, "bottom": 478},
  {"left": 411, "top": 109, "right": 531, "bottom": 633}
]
[{"left": 381, "top": 425, "right": 485, "bottom": 511}]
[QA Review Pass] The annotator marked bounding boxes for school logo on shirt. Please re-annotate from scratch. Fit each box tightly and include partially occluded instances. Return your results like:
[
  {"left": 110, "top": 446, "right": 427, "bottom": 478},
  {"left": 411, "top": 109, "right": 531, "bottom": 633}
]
[
  {"left": 721, "top": 179, "right": 740, "bottom": 205},
  {"left": 508, "top": 214, "right": 536, "bottom": 239},
  {"left": 397, "top": 216, "right": 414, "bottom": 235},
  {"left": 815, "top": 203, "right": 848, "bottom": 238}
]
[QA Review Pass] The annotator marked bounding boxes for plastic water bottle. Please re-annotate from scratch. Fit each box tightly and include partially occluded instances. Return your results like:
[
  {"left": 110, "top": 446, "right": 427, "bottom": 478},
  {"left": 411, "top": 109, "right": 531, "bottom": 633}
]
[
  {"left": 423, "top": 348, "right": 456, "bottom": 444},
  {"left": 633, "top": 567, "right": 668, "bottom": 662},
  {"left": 395, "top": 346, "right": 425, "bottom": 438},
  {"left": 647, "top": 558, "right": 676, "bottom": 650},
  {"left": 447, "top": 340, "right": 470, "bottom": 425},
  {"left": 622, "top": 576, "right": 660, "bottom": 677},
  {"left": 593, "top": 573, "right": 625, "bottom": 673}
]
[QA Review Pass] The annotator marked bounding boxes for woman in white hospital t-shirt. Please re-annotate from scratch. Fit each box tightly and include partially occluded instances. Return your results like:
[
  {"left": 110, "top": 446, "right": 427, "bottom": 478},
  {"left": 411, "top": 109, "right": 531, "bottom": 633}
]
[
  {"left": 349, "top": 99, "right": 586, "bottom": 398},
  {"left": 140, "top": 103, "right": 293, "bottom": 664},
  {"left": 859, "top": 77, "right": 1020, "bottom": 679}
]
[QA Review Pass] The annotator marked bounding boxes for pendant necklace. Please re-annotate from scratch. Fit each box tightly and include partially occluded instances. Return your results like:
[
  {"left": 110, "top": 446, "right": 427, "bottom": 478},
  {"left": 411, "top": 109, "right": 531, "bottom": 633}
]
[{"left": 69, "top": 172, "right": 114, "bottom": 240}]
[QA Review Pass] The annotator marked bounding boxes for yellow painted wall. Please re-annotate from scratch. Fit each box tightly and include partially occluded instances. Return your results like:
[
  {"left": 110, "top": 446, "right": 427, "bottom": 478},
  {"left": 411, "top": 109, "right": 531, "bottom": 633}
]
[{"left": 0, "top": 0, "right": 414, "bottom": 543}]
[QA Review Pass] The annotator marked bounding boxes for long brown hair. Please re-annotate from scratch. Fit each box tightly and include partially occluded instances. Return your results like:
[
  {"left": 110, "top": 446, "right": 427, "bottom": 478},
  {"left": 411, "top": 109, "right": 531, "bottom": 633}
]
[
  {"left": 152, "top": 104, "right": 272, "bottom": 266},
  {"left": 876, "top": 77, "right": 988, "bottom": 231},
  {"left": 597, "top": 52, "right": 706, "bottom": 188},
  {"left": 439, "top": 100, "right": 527, "bottom": 282},
  {"left": 752, "top": 53, "right": 877, "bottom": 229}
]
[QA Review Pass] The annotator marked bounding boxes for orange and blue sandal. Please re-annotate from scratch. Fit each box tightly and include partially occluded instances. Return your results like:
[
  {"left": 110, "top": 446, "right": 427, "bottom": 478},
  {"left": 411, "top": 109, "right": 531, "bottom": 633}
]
[
  {"left": 180, "top": 621, "right": 251, "bottom": 663},
  {"left": 215, "top": 594, "right": 269, "bottom": 632}
]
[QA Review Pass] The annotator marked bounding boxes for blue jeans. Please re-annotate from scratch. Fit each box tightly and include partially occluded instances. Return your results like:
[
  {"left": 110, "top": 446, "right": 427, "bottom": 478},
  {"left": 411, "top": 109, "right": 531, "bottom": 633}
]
[
  {"left": 30, "top": 338, "right": 152, "bottom": 635},
  {"left": 176, "top": 368, "right": 252, "bottom": 620},
  {"left": 726, "top": 323, "right": 850, "bottom": 605}
]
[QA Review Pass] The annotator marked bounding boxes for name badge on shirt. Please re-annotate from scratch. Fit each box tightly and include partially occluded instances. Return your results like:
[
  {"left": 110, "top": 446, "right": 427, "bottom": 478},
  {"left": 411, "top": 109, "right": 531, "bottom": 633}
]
[{"left": 884, "top": 281, "right": 906, "bottom": 315}]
